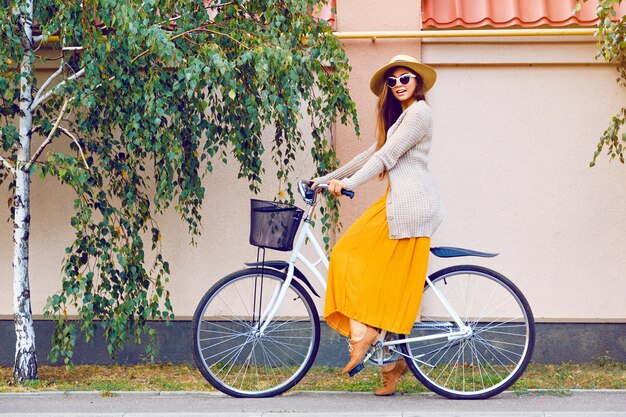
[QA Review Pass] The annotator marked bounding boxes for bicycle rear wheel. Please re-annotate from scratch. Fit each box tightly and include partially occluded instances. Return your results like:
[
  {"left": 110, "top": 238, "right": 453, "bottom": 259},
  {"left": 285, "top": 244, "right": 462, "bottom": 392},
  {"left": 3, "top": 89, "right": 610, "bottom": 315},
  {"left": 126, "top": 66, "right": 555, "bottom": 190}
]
[
  {"left": 400, "top": 265, "right": 535, "bottom": 399},
  {"left": 192, "top": 267, "right": 320, "bottom": 398}
]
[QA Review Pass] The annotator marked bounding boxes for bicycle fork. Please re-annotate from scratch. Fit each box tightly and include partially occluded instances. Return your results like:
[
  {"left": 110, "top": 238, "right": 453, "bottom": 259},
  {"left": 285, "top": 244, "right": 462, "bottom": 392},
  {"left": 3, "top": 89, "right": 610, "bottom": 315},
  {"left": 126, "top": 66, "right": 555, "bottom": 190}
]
[{"left": 252, "top": 264, "right": 297, "bottom": 336}]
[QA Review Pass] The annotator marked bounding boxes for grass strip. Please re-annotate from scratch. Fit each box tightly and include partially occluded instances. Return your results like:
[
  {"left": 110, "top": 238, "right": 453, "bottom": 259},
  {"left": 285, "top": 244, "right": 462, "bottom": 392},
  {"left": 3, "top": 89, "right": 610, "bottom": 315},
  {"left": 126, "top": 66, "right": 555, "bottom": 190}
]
[{"left": 0, "top": 362, "right": 624, "bottom": 393}]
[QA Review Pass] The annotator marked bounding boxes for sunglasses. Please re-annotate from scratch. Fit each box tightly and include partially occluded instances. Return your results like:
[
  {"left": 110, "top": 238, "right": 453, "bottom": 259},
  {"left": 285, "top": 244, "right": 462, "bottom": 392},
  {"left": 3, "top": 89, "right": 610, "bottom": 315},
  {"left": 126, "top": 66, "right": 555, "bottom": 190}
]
[{"left": 386, "top": 73, "right": 416, "bottom": 88}]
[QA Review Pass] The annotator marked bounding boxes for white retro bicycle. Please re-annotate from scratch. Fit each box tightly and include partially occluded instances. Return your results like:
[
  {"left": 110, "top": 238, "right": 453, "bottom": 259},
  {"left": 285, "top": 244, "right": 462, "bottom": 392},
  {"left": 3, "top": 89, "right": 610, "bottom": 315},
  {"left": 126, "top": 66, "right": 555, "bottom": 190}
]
[{"left": 192, "top": 180, "right": 535, "bottom": 399}]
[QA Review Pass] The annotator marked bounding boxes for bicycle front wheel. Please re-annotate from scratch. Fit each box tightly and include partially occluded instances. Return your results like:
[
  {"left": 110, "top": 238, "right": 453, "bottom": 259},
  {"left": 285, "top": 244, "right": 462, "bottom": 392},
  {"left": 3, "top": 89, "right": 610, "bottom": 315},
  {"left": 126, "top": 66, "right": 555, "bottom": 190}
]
[
  {"left": 400, "top": 265, "right": 535, "bottom": 399},
  {"left": 192, "top": 268, "right": 320, "bottom": 398}
]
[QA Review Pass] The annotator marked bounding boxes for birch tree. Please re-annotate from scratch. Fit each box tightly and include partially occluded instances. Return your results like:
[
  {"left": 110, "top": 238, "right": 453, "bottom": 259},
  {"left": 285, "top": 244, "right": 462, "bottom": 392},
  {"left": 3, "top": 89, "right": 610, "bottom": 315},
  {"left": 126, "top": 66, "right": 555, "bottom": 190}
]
[{"left": 0, "top": 0, "right": 357, "bottom": 382}]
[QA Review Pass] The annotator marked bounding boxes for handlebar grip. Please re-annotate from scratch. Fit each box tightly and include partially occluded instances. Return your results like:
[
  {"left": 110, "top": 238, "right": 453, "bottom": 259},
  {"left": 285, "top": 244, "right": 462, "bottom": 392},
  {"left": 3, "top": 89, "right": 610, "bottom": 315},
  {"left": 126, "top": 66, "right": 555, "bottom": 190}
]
[{"left": 341, "top": 189, "right": 355, "bottom": 199}]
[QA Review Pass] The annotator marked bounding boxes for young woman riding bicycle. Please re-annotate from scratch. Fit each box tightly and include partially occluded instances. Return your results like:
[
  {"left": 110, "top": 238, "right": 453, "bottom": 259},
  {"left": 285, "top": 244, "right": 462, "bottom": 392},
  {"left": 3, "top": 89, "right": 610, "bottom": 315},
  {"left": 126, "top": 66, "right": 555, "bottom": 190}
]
[{"left": 311, "top": 54, "right": 444, "bottom": 396}]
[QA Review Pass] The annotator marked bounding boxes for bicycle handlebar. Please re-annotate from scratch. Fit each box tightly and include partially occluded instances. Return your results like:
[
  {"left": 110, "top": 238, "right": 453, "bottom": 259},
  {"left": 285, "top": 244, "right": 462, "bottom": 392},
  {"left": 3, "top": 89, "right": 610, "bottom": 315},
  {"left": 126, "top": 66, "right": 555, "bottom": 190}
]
[
  {"left": 315, "top": 183, "right": 355, "bottom": 199},
  {"left": 297, "top": 180, "right": 355, "bottom": 205}
]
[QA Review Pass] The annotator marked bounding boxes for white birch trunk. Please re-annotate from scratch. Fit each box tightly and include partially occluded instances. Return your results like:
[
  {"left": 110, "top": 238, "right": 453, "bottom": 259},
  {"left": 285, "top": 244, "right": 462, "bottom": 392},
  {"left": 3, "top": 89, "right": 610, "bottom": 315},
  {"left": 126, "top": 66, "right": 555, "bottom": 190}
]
[{"left": 13, "top": 0, "right": 38, "bottom": 383}]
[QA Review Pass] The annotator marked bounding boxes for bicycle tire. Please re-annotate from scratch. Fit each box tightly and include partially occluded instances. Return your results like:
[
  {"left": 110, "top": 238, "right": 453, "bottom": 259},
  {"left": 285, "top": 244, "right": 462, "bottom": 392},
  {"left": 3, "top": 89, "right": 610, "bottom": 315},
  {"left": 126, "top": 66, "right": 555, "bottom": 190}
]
[
  {"left": 192, "top": 267, "right": 320, "bottom": 398},
  {"left": 400, "top": 265, "right": 535, "bottom": 399}
]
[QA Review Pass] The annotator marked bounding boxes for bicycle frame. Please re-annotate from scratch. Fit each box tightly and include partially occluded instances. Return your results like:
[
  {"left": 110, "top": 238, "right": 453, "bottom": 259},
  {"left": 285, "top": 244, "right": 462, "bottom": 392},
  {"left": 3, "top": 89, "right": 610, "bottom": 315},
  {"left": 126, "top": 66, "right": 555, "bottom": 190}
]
[
  {"left": 193, "top": 182, "right": 533, "bottom": 399},
  {"left": 257, "top": 191, "right": 472, "bottom": 351}
]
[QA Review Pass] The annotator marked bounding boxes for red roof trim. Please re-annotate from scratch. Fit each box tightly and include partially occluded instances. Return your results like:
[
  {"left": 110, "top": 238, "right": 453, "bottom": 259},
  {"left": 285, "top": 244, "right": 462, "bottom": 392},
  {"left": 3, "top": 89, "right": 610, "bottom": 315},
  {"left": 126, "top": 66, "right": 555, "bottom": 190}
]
[{"left": 422, "top": 0, "right": 626, "bottom": 29}]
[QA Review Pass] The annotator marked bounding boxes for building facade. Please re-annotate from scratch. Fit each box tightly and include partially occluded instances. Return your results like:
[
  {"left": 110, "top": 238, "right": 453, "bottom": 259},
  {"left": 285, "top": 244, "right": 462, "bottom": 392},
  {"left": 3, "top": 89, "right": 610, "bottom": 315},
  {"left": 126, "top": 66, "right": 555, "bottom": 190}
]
[{"left": 1, "top": 0, "right": 626, "bottom": 365}]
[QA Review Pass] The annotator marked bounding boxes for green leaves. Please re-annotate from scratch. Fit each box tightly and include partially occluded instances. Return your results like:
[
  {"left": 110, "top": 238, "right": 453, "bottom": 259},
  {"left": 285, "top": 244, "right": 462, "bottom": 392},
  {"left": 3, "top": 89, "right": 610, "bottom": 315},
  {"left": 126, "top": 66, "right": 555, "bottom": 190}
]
[
  {"left": 4, "top": 0, "right": 357, "bottom": 365},
  {"left": 590, "top": 0, "right": 626, "bottom": 166}
]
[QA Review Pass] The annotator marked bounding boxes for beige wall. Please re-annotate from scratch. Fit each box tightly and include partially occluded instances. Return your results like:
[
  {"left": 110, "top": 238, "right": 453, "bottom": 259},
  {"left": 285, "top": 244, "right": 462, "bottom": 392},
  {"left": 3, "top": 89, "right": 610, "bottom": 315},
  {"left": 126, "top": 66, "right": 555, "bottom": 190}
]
[
  {"left": 2, "top": 1, "right": 626, "bottom": 324},
  {"left": 424, "top": 39, "right": 626, "bottom": 322},
  {"left": 334, "top": 0, "right": 626, "bottom": 322},
  {"left": 0, "top": 124, "right": 326, "bottom": 319}
]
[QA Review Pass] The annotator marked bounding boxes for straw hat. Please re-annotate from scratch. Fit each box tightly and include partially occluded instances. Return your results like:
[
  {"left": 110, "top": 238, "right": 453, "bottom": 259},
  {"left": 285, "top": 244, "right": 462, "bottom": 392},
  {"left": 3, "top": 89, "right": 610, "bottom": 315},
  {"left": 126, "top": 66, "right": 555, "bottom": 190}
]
[{"left": 369, "top": 55, "right": 437, "bottom": 96}]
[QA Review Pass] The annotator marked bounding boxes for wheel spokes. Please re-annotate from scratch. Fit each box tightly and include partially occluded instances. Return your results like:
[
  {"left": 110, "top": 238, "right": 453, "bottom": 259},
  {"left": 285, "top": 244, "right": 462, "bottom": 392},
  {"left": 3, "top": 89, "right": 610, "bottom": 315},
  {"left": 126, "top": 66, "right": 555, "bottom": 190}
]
[
  {"left": 194, "top": 272, "right": 319, "bottom": 396},
  {"left": 403, "top": 268, "right": 533, "bottom": 398}
]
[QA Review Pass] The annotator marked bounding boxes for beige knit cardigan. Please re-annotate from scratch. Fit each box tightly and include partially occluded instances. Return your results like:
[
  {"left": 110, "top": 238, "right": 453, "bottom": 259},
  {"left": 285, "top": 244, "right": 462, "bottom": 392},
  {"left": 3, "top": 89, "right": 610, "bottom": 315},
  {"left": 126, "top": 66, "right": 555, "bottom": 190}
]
[{"left": 315, "top": 100, "right": 443, "bottom": 239}]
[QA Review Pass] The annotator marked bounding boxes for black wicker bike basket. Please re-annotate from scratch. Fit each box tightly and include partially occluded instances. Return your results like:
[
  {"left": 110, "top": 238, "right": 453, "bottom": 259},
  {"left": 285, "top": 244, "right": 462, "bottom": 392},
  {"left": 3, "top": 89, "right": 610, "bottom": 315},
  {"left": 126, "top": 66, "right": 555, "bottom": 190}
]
[{"left": 249, "top": 199, "right": 304, "bottom": 251}]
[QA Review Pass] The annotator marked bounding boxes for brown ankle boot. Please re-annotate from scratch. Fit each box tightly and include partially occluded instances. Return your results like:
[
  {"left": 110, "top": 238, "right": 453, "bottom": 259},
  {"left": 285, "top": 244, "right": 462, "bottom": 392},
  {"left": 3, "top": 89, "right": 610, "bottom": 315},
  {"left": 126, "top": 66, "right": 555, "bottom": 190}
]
[{"left": 374, "top": 357, "right": 408, "bottom": 396}]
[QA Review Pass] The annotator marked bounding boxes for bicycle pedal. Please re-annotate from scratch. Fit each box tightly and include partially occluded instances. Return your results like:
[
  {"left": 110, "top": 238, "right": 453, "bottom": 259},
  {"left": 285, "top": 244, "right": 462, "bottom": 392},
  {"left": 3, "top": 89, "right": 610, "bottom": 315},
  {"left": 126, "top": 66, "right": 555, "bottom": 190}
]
[{"left": 348, "top": 363, "right": 364, "bottom": 377}]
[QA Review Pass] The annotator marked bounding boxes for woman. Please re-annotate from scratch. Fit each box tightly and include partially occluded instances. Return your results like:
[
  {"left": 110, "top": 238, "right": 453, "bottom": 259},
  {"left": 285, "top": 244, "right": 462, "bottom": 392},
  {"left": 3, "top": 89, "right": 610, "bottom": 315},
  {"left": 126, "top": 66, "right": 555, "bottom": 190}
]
[{"left": 312, "top": 55, "right": 444, "bottom": 396}]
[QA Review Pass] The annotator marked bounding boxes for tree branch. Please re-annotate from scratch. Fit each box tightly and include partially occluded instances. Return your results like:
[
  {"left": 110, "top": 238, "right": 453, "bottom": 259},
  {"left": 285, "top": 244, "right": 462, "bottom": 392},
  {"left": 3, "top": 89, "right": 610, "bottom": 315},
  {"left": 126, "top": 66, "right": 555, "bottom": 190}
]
[
  {"left": 31, "top": 62, "right": 64, "bottom": 110},
  {"left": 159, "top": 1, "right": 235, "bottom": 26},
  {"left": 23, "top": 98, "right": 70, "bottom": 172},
  {"left": 30, "top": 69, "right": 85, "bottom": 111},
  {"left": 58, "top": 126, "right": 90, "bottom": 169},
  {"left": 131, "top": 26, "right": 248, "bottom": 64},
  {"left": 0, "top": 154, "right": 17, "bottom": 175},
  {"left": 32, "top": 25, "right": 244, "bottom": 111}
]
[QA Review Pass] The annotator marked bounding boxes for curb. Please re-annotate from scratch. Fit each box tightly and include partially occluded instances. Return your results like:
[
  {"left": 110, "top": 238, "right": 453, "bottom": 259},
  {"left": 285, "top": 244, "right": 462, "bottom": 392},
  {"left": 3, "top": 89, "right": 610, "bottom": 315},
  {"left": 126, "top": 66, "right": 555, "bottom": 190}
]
[{"left": 1, "top": 389, "right": 626, "bottom": 397}]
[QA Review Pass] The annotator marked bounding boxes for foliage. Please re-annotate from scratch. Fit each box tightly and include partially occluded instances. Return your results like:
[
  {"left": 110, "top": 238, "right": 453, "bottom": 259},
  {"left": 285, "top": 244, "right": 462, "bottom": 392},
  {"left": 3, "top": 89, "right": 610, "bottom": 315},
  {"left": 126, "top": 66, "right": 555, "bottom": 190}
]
[
  {"left": 0, "top": 0, "right": 358, "bottom": 365},
  {"left": 578, "top": 0, "right": 626, "bottom": 166}
]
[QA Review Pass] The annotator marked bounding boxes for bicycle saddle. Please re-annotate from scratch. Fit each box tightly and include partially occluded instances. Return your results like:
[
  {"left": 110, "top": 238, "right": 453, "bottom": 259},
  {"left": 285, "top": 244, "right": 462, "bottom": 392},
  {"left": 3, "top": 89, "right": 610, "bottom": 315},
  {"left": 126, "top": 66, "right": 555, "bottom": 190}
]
[{"left": 430, "top": 246, "right": 498, "bottom": 258}]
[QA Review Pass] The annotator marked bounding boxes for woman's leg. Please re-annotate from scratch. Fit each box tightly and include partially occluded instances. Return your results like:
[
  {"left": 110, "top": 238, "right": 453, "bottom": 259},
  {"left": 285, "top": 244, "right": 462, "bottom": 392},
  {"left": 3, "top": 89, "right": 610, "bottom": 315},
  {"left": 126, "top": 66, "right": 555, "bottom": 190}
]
[
  {"left": 342, "top": 319, "right": 379, "bottom": 374},
  {"left": 349, "top": 319, "right": 368, "bottom": 341}
]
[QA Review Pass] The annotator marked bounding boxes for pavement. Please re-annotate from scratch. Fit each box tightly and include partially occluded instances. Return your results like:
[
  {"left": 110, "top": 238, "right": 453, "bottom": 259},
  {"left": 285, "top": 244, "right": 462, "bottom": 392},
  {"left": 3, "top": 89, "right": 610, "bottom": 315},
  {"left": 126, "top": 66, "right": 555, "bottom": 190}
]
[{"left": 2, "top": 390, "right": 626, "bottom": 417}]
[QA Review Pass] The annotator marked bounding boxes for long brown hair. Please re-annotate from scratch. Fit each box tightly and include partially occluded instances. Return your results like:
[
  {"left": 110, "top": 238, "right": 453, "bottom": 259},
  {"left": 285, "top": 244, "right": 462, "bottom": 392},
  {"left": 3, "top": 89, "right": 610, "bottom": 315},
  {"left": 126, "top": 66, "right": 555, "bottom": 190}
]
[{"left": 375, "top": 67, "right": 425, "bottom": 151}]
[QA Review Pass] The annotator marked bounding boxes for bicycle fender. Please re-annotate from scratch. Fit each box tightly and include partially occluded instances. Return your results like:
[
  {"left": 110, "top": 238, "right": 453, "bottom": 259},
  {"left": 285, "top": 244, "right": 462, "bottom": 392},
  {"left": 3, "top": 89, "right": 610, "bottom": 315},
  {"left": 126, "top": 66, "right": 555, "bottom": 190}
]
[
  {"left": 244, "top": 260, "right": 321, "bottom": 298},
  {"left": 430, "top": 246, "right": 498, "bottom": 258}
]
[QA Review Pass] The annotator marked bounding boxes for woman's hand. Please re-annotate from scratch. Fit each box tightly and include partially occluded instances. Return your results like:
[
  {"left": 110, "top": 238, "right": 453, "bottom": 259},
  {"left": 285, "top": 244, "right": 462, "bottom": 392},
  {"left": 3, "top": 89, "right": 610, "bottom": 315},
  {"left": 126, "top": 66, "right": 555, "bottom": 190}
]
[
  {"left": 308, "top": 180, "right": 322, "bottom": 194},
  {"left": 328, "top": 179, "right": 347, "bottom": 197}
]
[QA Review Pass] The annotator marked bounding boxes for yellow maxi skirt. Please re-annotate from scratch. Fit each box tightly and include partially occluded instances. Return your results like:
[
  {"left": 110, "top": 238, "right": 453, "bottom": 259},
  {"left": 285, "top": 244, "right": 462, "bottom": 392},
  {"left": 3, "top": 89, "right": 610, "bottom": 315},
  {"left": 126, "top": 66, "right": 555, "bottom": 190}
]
[{"left": 324, "top": 191, "right": 430, "bottom": 338}]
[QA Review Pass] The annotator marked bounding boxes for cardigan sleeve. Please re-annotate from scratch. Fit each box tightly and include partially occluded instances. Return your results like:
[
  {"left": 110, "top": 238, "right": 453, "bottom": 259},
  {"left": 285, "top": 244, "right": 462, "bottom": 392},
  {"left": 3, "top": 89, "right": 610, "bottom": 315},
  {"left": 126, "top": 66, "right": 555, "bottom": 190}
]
[
  {"left": 342, "top": 102, "right": 431, "bottom": 190},
  {"left": 313, "top": 143, "right": 376, "bottom": 184}
]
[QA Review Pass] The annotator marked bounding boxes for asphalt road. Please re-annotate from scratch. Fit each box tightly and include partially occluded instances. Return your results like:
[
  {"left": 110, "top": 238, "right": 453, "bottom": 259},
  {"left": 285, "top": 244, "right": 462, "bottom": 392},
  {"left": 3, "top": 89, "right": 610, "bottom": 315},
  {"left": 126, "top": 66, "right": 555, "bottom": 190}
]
[{"left": 2, "top": 390, "right": 626, "bottom": 416}]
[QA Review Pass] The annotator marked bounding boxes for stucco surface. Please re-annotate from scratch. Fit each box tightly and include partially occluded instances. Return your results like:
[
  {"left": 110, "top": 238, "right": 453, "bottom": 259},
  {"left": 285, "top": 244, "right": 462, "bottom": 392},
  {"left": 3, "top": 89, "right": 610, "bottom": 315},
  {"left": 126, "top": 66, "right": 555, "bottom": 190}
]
[{"left": 2, "top": 1, "right": 626, "bottom": 325}]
